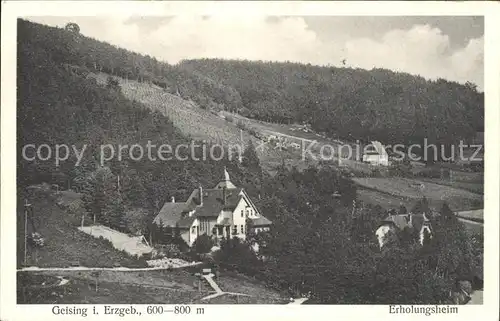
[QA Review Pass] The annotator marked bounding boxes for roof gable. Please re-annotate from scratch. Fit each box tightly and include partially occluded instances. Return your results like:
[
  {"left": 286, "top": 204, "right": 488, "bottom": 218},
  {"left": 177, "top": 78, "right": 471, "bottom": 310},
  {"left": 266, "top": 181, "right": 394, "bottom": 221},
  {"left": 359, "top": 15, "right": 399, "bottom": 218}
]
[
  {"left": 365, "top": 141, "right": 387, "bottom": 156},
  {"left": 381, "top": 213, "right": 430, "bottom": 232},
  {"left": 153, "top": 202, "right": 189, "bottom": 228}
]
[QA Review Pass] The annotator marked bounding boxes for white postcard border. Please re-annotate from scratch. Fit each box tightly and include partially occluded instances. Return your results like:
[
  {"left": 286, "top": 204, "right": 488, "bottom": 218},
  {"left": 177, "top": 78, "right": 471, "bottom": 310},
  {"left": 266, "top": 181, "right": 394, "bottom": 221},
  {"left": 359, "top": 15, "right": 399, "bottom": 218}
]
[{"left": 1, "top": 1, "right": 499, "bottom": 320}]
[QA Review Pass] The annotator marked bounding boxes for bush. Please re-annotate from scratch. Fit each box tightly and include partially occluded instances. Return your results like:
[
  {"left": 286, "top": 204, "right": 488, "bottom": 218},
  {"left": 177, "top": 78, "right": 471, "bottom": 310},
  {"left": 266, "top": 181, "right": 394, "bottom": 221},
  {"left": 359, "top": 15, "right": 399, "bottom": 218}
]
[
  {"left": 236, "top": 120, "right": 247, "bottom": 130},
  {"left": 192, "top": 234, "right": 213, "bottom": 254},
  {"left": 106, "top": 76, "right": 120, "bottom": 91},
  {"left": 248, "top": 127, "right": 258, "bottom": 137}
]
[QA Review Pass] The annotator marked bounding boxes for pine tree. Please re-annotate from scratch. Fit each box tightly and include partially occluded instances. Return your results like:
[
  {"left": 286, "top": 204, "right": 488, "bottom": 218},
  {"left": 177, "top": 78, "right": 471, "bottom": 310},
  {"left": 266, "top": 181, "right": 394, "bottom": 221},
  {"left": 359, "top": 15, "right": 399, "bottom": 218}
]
[
  {"left": 412, "top": 196, "right": 430, "bottom": 214},
  {"left": 242, "top": 140, "right": 260, "bottom": 170},
  {"left": 440, "top": 202, "right": 455, "bottom": 221}
]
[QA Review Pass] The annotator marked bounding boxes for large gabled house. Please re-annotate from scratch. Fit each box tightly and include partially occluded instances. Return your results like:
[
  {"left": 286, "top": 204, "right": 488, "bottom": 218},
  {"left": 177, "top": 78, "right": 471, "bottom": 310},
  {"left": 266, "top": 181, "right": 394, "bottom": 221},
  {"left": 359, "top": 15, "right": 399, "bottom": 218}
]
[{"left": 153, "top": 168, "right": 272, "bottom": 247}]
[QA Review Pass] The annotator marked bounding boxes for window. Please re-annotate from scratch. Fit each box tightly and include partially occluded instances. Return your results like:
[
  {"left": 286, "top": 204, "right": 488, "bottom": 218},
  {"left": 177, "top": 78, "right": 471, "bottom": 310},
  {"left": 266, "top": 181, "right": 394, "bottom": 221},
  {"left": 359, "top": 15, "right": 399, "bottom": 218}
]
[
  {"left": 240, "top": 225, "right": 244, "bottom": 234},
  {"left": 241, "top": 210, "right": 244, "bottom": 217},
  {"left": 246, "top": 209, "right": 250, "bottom": 217},
  {"left": 232, "top": 225, "right": 237, "bottom": 235},
  {"left": 192, "top": 226, "right": 196, "bottom": 234}
]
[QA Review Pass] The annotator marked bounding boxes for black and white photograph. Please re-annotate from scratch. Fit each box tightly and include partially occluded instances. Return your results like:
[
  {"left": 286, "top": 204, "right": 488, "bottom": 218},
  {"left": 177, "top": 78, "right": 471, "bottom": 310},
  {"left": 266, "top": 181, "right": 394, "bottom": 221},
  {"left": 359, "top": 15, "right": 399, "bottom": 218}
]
[{"left": 1, "top": 1, "right": 499, "bottom": 319}]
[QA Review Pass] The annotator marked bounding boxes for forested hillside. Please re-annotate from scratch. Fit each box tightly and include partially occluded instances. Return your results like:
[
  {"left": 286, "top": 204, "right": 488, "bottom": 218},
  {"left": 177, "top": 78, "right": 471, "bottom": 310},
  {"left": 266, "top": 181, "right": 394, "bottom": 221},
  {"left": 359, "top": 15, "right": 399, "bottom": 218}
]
[
  {"left": 19, "top": 19, "right": 483, "bottom": 151},
  {"left": 181, "top": 59, "right": 484, "bottom": 147}
]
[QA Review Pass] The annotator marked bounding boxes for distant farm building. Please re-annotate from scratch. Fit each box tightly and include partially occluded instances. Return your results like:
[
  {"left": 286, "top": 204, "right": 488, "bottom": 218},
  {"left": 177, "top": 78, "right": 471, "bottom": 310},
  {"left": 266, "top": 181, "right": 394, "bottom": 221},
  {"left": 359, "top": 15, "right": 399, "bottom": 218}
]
[{"left": 362, "top": 141, "right": 389, "bottom": 166}]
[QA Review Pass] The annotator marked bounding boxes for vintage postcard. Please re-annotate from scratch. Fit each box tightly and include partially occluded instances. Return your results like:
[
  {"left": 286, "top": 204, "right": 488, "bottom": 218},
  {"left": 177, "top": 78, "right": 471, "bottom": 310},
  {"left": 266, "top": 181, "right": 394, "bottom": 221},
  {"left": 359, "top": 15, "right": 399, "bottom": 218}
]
[{"left": 1, "top": 1, "right": 499, "bottom": 320}]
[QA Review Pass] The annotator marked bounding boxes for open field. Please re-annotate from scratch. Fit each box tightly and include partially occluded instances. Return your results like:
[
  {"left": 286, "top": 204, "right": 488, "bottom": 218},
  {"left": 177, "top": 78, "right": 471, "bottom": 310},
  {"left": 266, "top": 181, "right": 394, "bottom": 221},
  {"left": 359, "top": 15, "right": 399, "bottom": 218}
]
[
  {"left": 353, "top": 177, "right": 483, "bottom": 211},
  {"left": 416, "top": 177, "right": 483, "bottom": 195},
  {"left": 456, "top": 210, "right": 484, "bottom": 221},
  {"left": 356, "top": 189, "right": 410, "bottom": 210},
  {"left": 458, "top": 218, "right": 484, "bottom": 235}
]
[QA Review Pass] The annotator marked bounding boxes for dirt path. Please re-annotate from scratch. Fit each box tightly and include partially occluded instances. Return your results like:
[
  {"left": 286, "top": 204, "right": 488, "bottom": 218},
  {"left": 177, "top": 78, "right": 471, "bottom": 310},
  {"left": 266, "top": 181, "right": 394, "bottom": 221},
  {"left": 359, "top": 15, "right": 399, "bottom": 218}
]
[
  {"left": 18, "top": 264, "right": 202, "bottom": 272},
  {"left": 200, "top": 274, "right": 253, "bottom": 301},
  {"left": 78, "top": 225, "right": 152, "bottom": 257}
]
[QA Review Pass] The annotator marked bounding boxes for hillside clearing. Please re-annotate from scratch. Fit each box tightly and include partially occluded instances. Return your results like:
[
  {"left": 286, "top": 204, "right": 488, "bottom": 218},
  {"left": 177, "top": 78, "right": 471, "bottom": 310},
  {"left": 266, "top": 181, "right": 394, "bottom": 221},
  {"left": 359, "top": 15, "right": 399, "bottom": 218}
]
[
  {"left": 86, "top": 72, "right": 291, "bottom": 173},
  {"left": 353, "top": 177, "right": 482, "bottom": 211}
]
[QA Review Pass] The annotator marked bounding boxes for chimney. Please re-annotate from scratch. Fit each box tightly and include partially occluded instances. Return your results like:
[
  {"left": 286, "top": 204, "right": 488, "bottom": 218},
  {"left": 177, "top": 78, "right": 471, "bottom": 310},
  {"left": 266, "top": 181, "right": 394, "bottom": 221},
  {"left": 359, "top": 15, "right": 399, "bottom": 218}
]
[
  {"left": 171, "top": 196, "right": 175, "bottom": 203},
  {"left": 199, "top": 184, "right": 203, "bottom": 206}
]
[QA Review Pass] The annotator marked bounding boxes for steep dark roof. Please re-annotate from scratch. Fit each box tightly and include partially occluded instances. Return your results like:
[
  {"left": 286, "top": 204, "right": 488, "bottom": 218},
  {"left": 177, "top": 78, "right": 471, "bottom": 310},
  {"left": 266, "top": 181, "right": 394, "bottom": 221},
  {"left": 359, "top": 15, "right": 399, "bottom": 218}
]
[
  {"left": 153, "top": 202, "right": 189, "bottom": 227},
  {"left": 177, "top": 215, "right": 197, "bottom": 228},
  {"left": 153, "top": 187, "right": 246, "bottom": 226},
  {"left": 153, "top": 178, "right": 272, "bottom": 229},
  {"left": 194, "top": 188, "right": 243, "bottom": 217},
  {"left": 382, "top": 214, "right": 410, "bottom": 230},
  {"left": 381, "top": 213, "right": 430, "bottom": 231}
]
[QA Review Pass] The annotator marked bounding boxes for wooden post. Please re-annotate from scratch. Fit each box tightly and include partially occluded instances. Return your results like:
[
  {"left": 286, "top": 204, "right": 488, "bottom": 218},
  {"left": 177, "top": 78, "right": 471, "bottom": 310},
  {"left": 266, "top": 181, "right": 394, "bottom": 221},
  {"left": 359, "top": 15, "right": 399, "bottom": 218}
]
[
  {"left": 92, "top": 272, "right": 99, "bottom": 292},
  {"left": 24, "top": 204, "right": 28, "bottom": 266},
  {"left": 24, "top": 199, "right": 32, "bottom": 266}
]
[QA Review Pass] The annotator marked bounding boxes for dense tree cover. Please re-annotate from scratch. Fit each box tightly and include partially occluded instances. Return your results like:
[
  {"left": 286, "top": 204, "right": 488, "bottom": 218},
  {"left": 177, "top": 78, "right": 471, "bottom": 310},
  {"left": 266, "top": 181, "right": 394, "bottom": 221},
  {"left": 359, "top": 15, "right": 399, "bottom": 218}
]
[
  {"left": 215, "top": 165, "right": 482, "bottom": 303},
  {"left": 19, "top": 19, "right": 483, "bottom": 162}
]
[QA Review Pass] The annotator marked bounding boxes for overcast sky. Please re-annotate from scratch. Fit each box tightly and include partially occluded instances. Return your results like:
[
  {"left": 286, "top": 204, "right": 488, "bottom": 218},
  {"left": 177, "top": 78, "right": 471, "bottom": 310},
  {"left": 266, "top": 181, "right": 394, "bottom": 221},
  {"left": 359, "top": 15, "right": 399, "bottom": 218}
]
[{"left": 27, "top": 16, "right": 484, "bottom": 90}]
